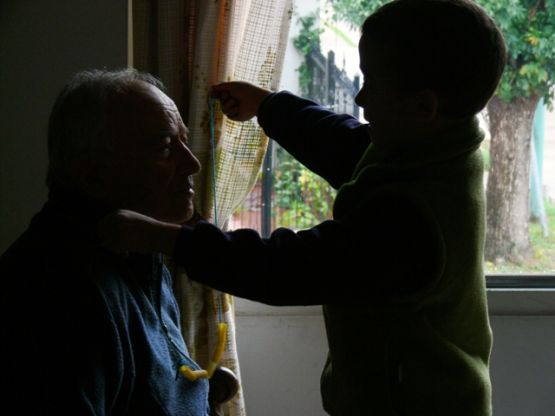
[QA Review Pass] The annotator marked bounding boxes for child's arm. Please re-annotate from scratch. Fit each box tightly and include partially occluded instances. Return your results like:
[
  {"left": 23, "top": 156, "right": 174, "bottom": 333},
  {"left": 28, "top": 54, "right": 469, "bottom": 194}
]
[
  {"left": 212, "top": 82, "right": 371, "bottom": 189},
  {"left": 98, "top": 195, "right": 442, "bottom": 306},
  {"left": 97, "top": 209, "right": 181, "bottom": 256},
  {"left": 257, "top": 91, "right": 370, "bottom": 189}
]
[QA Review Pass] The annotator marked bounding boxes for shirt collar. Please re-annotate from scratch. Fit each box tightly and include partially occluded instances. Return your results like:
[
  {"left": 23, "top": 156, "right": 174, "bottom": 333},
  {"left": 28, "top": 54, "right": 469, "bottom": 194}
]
[{"left": 352, "top": 116, "right": 484, "bottom": 177}]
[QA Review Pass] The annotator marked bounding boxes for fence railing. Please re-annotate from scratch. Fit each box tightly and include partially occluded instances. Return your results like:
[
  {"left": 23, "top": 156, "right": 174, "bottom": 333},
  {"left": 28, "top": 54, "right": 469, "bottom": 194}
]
[
  {"left": 230, "top": 49, "right": 360, "bottom": 235},
  {"left": 306, "top": 49, "right": 360, "bottom": 118}
]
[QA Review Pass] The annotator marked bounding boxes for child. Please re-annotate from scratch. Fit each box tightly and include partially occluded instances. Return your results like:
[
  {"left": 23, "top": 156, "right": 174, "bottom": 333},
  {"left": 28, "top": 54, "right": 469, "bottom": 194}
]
[{"left": 100, "top": 1, "right": 506, "bottom": 414}]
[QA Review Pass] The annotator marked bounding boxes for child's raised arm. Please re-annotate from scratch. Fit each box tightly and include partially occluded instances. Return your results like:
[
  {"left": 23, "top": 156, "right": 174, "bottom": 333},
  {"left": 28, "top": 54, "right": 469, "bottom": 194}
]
[{"left": 212, "top": 82, "right": 371, "bottom": 189}]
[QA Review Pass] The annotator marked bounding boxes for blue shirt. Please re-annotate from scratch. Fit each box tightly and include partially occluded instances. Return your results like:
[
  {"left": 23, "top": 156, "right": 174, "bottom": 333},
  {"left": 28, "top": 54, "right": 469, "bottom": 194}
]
[{"left": 0, "top": 196, "right": 209, "bottom": 415}]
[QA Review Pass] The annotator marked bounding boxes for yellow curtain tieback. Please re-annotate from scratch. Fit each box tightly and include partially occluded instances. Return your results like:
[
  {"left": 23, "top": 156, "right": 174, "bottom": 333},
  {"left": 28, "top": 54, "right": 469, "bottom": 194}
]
[{"left": 180, "top": 322, "right": 228, "bottom": 380}]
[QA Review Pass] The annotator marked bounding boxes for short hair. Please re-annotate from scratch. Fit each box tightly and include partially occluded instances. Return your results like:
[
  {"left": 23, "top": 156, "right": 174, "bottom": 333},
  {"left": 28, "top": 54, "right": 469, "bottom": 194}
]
[
  {"left": 46, "top": 68, "right": 165, "bottom": 191},
  {"left": 361, "top": 0, "right": 507, "bottom": 118}
]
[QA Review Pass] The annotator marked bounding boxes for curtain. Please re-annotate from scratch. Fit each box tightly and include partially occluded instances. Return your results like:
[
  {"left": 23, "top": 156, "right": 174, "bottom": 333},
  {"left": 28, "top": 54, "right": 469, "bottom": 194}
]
[{"left": 132, "top": 1, "right": 292, "bottom": 415}]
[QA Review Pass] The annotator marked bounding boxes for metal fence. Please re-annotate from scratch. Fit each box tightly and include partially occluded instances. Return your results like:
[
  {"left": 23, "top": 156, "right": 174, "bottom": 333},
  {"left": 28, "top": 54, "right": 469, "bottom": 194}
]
[
  {"left": 306, "top": 49, "right": 360, "bottom": 118},
  {"left": 229, "top": 50, "right": 360, "bottom": 236}
]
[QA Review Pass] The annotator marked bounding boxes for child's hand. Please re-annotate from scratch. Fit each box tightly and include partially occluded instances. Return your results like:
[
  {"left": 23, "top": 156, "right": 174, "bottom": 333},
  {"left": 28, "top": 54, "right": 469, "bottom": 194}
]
[
  {"left": 184, "top": 209, "right": 205, "bottom": 226},
  {"left": 211, "top": 81, "right": 271, "bottom": 121},
  {"left": 97, "top": 209, "right": 181, "bottom": 256}
]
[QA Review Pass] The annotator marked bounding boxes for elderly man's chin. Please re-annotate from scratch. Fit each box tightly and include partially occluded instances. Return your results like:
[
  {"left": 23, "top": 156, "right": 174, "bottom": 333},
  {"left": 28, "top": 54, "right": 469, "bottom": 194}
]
[
  {"left": 163, "top": 198, "right": 196, "bottom": 225},
  {"left": 139, "top": 193, "right": 196, "bottom": 225}
]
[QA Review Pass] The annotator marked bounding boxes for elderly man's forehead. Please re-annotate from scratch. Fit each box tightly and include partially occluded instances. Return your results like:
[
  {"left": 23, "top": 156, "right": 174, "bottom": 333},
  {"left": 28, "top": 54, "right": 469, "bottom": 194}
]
[
  {"left": 112, "top": 80, "right": 174, "bottom": 110},
  {"left": 104, "top": 81, "right": 188, "bottom": 141}
]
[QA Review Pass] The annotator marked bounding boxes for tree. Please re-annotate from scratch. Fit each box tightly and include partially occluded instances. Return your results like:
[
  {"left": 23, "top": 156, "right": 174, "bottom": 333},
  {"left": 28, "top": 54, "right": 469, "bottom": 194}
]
[
  {"left": 330, "top": 0, "right": 555, "bottom": 264},
  {"left": 480, "top": 0, "right": 555, "bottom": 264},
  {"left": 329, "top": 0, "right": 389, "bottom": 26}
]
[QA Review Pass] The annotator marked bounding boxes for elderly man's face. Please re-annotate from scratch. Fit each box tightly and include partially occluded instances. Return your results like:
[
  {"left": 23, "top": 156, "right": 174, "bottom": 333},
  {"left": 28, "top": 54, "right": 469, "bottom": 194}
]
[{"left": 100, "top": 81, "right": 201, "bottom": 224}]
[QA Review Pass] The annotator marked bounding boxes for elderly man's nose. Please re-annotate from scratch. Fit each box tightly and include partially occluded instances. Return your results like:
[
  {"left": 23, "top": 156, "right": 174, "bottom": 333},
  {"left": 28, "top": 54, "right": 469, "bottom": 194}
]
[
  {"left": 177, "top": 142, "right": 201, "bottom": 174},
  {"left": 189, "top": 152, "right": 201, "bottom": 174}
]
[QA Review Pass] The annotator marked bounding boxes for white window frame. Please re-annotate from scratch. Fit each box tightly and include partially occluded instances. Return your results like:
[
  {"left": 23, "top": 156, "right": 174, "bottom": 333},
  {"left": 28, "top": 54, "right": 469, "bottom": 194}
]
[
  {"left": 235, "top": 276, "right": 555, "bottom": 317},
  {"left": 487, "top": 275, "right": 555, "bottom": 315}
]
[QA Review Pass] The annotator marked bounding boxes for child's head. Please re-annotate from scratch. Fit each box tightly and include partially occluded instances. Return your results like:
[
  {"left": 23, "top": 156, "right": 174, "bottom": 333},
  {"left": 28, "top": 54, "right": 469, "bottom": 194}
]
[{"left": 355, "top": 0, "right": 506, "bottom": 141}]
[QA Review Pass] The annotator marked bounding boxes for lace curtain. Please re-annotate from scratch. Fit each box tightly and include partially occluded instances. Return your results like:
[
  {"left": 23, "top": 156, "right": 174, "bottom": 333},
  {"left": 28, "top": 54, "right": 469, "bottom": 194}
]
[{"left": 132, "top": 1, "right": 292, "bottom": 414}]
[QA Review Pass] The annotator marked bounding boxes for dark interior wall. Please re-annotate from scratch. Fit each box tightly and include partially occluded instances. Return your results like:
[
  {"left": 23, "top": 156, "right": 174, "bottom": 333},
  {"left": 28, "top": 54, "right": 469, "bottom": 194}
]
[{"left": 0, "top": 0, "right": 127, "bottom": 253}]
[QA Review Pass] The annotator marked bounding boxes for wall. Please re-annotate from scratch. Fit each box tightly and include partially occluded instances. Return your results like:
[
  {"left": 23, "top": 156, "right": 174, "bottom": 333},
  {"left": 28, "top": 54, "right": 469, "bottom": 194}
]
[
  {"left": 235, "top": 301, "right": 328, "bottom": 416},
  {"left": 280, "top": 0, "right": 319, "bottom": 94},
  {"left": 235, "top": 294, "right": 555, "bottom": 416},
  {"left": 0, "top": 0, "right": 127, "bottom": 253}
]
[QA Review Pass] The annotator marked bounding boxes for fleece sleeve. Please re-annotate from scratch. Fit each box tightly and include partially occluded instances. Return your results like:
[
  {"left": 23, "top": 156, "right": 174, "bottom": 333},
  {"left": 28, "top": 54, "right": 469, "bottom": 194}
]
[
  {"left": 257, "top": 91, "right": 371, "bottom": 189},
  {"left": 173, "top": 194, "right": 443, "bottom": 306}
]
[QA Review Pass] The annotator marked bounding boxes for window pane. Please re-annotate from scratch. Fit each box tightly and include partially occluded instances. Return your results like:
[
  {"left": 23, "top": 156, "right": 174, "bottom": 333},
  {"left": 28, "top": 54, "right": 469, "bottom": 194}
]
[{"left": 230, "top": 0, "right": 555, "bottom": 276}]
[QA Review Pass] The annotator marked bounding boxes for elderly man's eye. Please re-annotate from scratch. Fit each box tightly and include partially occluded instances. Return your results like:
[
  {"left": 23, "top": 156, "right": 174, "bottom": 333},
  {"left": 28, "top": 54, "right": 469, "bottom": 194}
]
[
  {"left": 157, "top": 137, "right": 173, "bottom": 157},
  {"left": 161, "top": 143, "right": 172, "bottom": 155}
]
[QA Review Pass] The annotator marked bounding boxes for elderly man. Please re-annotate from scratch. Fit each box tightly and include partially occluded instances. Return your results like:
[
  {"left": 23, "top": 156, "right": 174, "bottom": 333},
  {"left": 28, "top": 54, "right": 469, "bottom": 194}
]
[{"left": 0, "top": 69, "right": 233, "bottom": 415}]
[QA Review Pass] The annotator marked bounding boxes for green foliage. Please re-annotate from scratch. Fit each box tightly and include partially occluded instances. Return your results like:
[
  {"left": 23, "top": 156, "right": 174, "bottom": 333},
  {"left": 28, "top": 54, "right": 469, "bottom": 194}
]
[
  {"left": 329, "top": 0, "right": 555, "bottom": 104},
  {"left": 275, "top": 13, "right": 336, "bottom": 228},
  {"left": 329, "top": 0, "right": 389, "bottom": 28},
  {"left": 273, "top": 147, "right": 336, "bottom": 229},
  {"left": 293, "top": 13, "right": 323, "bottom": 97},
  {"left": 297, "top": 62, "right": 312, "bottom": 99},
  {"left": 324, "top": 21, "right": 358, "bottom": 47},
  {"left": 479, "top": 0, "right": 555, "bottom": 103},
  {"left": 293, "top": 14, "right": 323, "bottom": 55}
]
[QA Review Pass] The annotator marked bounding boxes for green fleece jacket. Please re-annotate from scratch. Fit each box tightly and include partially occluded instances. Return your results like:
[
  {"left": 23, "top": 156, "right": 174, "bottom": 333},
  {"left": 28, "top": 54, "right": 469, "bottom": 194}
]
[
  {"left": 322, "top": 117, "right": 492, "bottom": 416},
  {"left": 177, "top": 92, "right": 492, "bottom": 416}
]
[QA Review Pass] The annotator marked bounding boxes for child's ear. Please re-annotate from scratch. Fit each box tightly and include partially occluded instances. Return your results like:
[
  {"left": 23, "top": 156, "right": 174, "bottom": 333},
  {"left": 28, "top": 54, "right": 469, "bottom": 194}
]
[{"left": 405, "top": 89, "right": 439, "bottom": 122}]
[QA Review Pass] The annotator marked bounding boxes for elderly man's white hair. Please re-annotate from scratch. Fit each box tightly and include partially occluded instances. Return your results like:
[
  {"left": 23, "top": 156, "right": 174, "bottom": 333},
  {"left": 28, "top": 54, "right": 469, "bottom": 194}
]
[{"left": 46, "top": 68, "right": 165, "bottom": 193}]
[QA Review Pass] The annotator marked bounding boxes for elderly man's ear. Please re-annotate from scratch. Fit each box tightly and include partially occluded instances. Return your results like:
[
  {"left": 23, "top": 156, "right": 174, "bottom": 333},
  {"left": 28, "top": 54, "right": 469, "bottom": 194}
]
[
  {"left": 71, "top": 160, "right": 109, "bottom": 199},
  {"left": 86, "top": 177, "right": 109, "bottom": 199}
]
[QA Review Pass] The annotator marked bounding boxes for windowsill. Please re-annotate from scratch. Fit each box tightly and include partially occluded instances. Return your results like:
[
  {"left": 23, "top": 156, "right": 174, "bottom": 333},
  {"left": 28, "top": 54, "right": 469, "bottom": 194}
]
[
  {"left": 486, "top": 274, "right": 555, "bottom": 289},
  {"left": 487, "top": 274, "right": 555, "bottom": 316},
  {"left": 235, "top": 298, "right": 323, "bottom": 317},
  {"left": 487, "top": 288, "right": 555, "bottom": 316},
  {"left": 235, "top": 275, "right": 555, "bottom": 317}
]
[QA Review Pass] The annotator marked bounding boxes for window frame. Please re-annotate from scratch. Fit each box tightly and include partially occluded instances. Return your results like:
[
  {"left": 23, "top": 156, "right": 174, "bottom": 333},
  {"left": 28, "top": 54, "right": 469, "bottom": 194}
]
[
  {"left": 487, "top": 274, "right": 555, "bottom": 289},
  {"left": 487, "top": 275, "right": 555, "bottom": 316}
]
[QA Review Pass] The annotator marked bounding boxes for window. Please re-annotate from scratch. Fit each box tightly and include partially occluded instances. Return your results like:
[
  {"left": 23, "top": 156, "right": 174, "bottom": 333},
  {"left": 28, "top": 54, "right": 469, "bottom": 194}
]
[{"left": 230, "top": 0, "right": 555, "bottom": 280}]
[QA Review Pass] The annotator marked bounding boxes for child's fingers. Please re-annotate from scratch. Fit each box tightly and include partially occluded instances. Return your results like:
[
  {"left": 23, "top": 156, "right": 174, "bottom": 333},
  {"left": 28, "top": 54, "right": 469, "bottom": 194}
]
[
  {"left": 210, "top": 81, "right": 263, "bottom": 121},
  {"left": 210, "top": 83, "right": 225, "bottom": 94},
  {"left": 222, "top": 103, "right": 239, "bottom": 115},
  {"left": 220, "top": 94, "right": 235, "bottom": 108},
  {"left": 211, "top": 83, "right": 229, "bottom": 92},
  {"left": 212, "top": 87, "right": 238, "bottom": 111},
  {"left": 223, "top": 107, "right": 240, "bottom": 120},
  {"left": 221, "top": 97, "right": 238, "bottom": 113},
  {"left": 220, "top": 91, "right": 230, "bottom": 101},
  {"left": 211, "top": 83, "right": 233, "bottom": 99}
]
